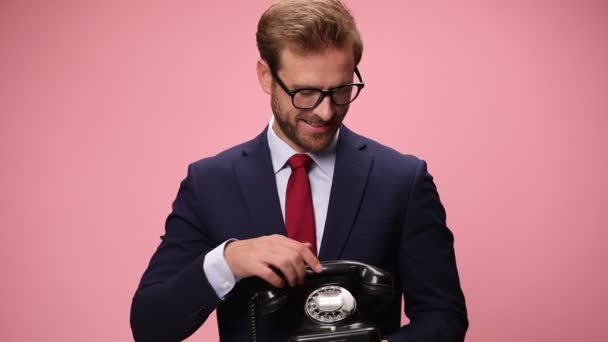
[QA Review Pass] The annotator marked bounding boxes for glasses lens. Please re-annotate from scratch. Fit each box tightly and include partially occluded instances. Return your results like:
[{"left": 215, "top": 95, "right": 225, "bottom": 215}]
[
  {"left": 293, "top": 89, "right": 323, "bottom": 109},
  {"left": 291, "top": 85, "right": 362, "bottom": 109},
  {"left": 332, "top": 85, "right": 359, "bottom": 105}
]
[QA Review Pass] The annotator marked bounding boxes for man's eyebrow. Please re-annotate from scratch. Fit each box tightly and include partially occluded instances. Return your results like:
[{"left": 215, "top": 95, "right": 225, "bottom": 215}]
[
  {"left": 289, "top": 80, "right": 354, "bottom": 90},
  {"left": 288, "top": 82, "right": 318, "bottom": 89}
]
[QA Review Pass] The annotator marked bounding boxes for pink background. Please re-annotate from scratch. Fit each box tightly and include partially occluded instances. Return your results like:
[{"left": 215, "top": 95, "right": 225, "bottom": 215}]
[{"left": 1, "top": 0, "right": 607, "bottom": 341}]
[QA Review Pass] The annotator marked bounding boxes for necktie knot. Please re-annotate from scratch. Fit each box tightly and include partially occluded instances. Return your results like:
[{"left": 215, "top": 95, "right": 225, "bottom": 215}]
[{"left": 287, "top": 154, "right": 313, "bottom": 170}]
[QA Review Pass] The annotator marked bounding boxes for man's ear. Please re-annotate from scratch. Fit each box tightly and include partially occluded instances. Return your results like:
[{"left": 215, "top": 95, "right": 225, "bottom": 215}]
[{"left": 256, "top": 59, "right": 273, "bottom": 95}]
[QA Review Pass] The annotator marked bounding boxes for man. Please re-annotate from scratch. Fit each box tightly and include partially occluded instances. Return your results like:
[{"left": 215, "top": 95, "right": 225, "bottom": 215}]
[{"left": 130, "top": 0, "right": 468, "bottom": 341}]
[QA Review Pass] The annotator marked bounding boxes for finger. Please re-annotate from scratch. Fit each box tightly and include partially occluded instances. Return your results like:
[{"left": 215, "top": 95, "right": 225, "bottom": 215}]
[
  {"left": 249, "top": 236, "right": 297, "bottom": 286},
  {"left": 285, "top": 251, "right": 306, "bottom": 285},
  {"left": 265, "top": 235, "right": 322, "bottom": 276},
  {"left": 269, "top": 254, "right": 299, "bottom": 287},
  {"left": 276, "top": 243, "right": 308, "bottom": 285},
  {"left": 299, "top": 245, "right": 323, "bottom": 273},
  {"left": 301, "top": 242, "right": 315, "bottom": 254},
  {"left": 293, "top": 258, "right": 307, "bottom": 285},
  {"left": 276, "top": 238, "right": 321, "bottom": 266},
  {"left": 279, "top": 239, "right": 322, "bottom": 273},
  {"left": 256, "top": 264, "right": 285, "bottom": 288}
]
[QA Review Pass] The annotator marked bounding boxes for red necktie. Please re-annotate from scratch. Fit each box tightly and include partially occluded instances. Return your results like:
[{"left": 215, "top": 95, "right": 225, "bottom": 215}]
[{"left": 285, "top": 154, "right": 317, "bottom": 256}]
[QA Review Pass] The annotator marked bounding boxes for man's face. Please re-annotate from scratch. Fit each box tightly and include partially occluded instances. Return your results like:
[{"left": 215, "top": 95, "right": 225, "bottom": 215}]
[{"left": 268, "top": 47, "right": 355, "bottom": 153}]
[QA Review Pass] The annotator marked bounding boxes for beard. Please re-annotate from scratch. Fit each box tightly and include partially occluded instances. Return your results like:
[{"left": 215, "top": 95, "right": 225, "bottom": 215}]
[{"left": 271, "top": 91, "right": 345, "bottom": 153}]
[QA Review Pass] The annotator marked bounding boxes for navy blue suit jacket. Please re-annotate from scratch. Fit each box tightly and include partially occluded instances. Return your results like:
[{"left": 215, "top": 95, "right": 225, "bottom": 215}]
[{"left": 131, "top": 126, "right": 468, "bottom": 341}]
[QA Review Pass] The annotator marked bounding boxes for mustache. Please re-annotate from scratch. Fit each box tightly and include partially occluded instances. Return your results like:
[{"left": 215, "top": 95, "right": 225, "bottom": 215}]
[{"left": 296, "top": 114, "right": 342, "bottom": 126}]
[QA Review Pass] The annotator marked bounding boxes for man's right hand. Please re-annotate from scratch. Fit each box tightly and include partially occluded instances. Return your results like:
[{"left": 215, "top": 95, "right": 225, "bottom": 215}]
[{"left": 224, "top": 234, "right": 323, "bottom": 288}]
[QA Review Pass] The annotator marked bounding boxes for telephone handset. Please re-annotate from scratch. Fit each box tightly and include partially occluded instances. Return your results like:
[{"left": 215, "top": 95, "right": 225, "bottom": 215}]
[{"left": 249, "top": 260, "right": 394, "bottom": 342}]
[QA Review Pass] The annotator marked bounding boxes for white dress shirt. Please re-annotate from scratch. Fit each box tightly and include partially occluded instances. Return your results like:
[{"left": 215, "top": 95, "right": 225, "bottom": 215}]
[{"left": 203, "top": 117, "right": 338, "bottom": 298}]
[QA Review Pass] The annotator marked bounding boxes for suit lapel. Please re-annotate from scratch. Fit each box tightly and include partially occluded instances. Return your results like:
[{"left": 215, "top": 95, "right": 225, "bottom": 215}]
[
  {"left": 319, "top": 126, "right": 373, "bottom": 260},
  {"left": 233, "top": 128, "right": 286, "bottom": 238}
]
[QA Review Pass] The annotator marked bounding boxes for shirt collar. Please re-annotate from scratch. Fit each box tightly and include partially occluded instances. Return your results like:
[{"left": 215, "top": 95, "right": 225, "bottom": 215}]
[{"left": 266, "top": 116, "right": 338, "bottom": 179}]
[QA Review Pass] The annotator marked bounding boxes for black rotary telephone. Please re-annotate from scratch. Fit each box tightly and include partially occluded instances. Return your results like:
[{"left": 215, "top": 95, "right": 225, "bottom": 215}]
[{"left": 248, "top": 260, "right": 394, "bottom": 342}]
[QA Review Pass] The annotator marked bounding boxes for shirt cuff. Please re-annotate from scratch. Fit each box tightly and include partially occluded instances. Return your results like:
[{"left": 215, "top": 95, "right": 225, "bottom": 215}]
[{"left": 203, "top": 239, "right": 238, "bottom": 299}]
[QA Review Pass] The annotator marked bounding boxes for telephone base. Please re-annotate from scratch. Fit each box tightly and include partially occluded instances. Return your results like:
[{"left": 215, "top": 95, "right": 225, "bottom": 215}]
[{"left": 288, "top": 324, "right": 380, "bottom": 342}]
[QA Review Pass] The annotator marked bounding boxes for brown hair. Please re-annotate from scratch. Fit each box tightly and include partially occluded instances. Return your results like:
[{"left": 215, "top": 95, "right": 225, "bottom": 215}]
[{"left": 256, "top": 0, "right": 363, "bottom": 72}]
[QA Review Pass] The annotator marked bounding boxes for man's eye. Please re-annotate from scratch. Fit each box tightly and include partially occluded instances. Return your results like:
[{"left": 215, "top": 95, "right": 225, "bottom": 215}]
[{"left": 297, "top": 89, "right": 318, "bottom": 97}]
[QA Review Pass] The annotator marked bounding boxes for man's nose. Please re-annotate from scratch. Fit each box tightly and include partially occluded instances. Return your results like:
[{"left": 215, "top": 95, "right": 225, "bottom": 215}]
[{"left": 314, "top": 95, "right": 334, "bottom": 121}]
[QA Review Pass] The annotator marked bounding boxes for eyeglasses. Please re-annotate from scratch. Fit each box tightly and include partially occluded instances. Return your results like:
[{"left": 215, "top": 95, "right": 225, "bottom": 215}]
[{"left": 269, "top": 67, "right": 365, "bottom": 109}]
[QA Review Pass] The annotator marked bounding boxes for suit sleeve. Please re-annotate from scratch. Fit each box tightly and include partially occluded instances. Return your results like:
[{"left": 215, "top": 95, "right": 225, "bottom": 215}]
[
  {"left": 385, "top": 160, "right": 468, "bottom": 341},
  {"left": 130, "top": 163, "right": 222, "bottom": 341}
]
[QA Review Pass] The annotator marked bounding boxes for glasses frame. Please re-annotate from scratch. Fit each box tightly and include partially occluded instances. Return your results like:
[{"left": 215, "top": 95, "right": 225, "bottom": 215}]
[{"left": 269, "top": 67, "right": 365, "bottom": 109}]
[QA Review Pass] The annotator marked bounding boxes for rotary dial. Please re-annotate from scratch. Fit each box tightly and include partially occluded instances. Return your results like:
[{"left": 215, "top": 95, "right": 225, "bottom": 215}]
[{"left": 304, "top": 286, "right": 356, "bottom": 324}]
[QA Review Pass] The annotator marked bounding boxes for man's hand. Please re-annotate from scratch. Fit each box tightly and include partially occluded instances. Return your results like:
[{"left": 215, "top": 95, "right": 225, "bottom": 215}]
[{"left": 224, "top": 234, "right": 323, "bottom": 288}]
